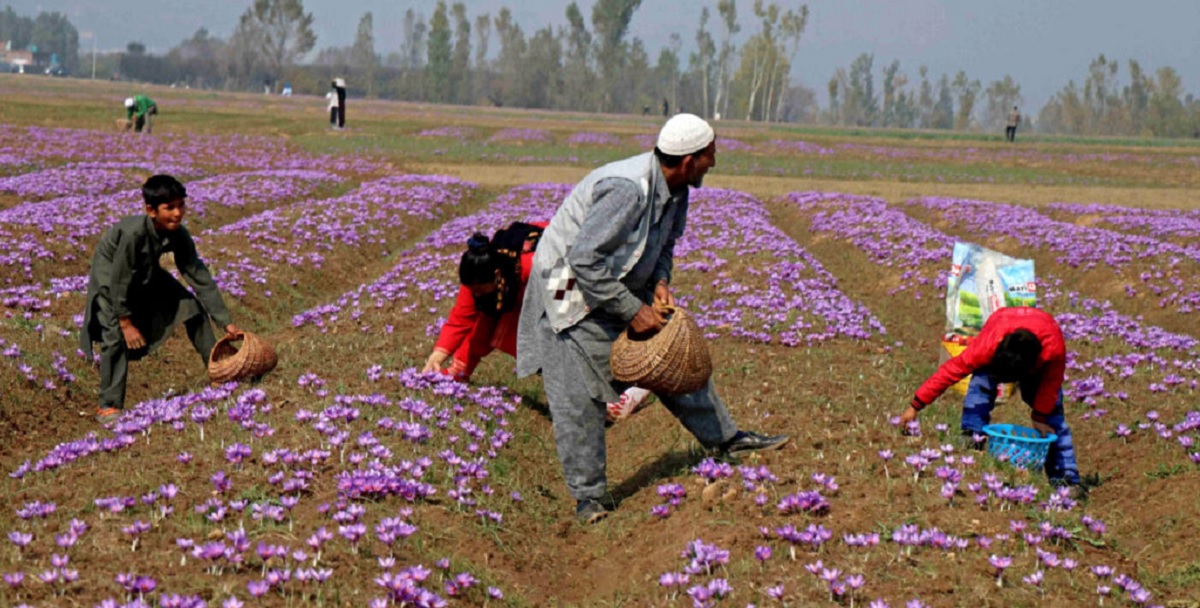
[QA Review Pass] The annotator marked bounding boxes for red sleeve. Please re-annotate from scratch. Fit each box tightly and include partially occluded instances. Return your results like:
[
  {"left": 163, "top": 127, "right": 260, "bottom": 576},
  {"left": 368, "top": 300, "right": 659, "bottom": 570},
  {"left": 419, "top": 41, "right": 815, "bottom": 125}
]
[
  {"left": 455, "top": 313, "right": 498, "bottom": 381},
  {"left": 913, "top": 320, "right": 1005, "bottom": 409},
  {"left": 435, "top": 286, "right": 478, "bottom": 355},
  {"left": 1030, "top": 354, "right": 1066, "bottom": 419}
]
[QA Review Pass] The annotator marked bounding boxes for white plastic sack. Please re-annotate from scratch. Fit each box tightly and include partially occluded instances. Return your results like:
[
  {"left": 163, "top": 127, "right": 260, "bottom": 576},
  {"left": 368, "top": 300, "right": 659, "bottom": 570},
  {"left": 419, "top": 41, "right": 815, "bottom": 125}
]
[{"left": 942, "top": 242, "right": 1036, "bottom": 394}]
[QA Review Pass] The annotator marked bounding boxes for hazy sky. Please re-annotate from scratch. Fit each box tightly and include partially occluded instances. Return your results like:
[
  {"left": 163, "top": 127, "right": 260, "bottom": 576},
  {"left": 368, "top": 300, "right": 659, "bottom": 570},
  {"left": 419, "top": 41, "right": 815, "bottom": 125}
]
[{"left": 15, "top": 0, "right": 1200, "bottom": 109}]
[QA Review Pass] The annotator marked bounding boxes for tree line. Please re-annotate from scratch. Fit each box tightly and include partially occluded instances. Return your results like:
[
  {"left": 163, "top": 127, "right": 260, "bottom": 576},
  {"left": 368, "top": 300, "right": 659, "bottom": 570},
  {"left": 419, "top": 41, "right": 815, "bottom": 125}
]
[
  {"left": 4, "top": 1, "right": 1199, "bottom": 139},
  {"left": 0, "top": 6, "right": 79, "bottom": 72}
]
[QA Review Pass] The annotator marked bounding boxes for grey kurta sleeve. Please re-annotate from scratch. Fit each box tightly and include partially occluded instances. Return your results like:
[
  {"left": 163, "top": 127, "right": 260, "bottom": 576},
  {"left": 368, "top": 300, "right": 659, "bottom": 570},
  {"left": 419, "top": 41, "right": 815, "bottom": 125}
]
[
  {"left": 568, "top": 178, "right": 646, "bottom": 322},
  {"left": 174, "top": 229, "right": 233, "bottom": 327},
  {"left": 105, "top": 225, "right": 139, "bottom": 319},
  {"left": 652, "top": 197, "right": 688, "bottom": 285}
]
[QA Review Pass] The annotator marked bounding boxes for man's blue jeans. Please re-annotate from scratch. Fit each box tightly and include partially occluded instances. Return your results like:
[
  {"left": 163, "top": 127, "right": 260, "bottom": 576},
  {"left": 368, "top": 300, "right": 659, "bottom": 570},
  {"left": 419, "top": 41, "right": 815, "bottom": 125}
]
[{"left": 962, "top": 370, "right": 1080, "bottom": 484}]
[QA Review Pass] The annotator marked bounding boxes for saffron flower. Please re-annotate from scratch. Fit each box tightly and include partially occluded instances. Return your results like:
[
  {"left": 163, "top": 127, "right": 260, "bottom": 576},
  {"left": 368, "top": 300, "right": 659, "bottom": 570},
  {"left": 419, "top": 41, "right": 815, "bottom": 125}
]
[{"left": 989, "top": 555, "right": 1012, "bottom": 587}]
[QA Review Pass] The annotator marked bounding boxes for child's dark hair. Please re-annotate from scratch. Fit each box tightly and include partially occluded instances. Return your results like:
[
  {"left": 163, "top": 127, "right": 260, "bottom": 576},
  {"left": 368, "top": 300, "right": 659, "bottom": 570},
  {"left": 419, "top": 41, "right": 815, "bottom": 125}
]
[
  {"left": 992, "top": 329, "right": 1042, "bottom": 381},
  {"left": 459, "top": 223, "right": 541, "bottom": 316},
  {"left": 459, "top": 233, "right": 497, "bottom": 286},
  {"left": 142, "top": 174, "right": 187, "bottom": 208}
]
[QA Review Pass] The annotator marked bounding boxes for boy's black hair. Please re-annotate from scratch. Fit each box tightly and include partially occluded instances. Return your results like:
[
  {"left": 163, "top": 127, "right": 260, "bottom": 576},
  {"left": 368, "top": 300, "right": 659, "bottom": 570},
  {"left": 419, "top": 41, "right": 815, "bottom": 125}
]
[
  {"left": 142, "top": 174, "right": 188, "bottom": 208},
  {"left": 991, "top": 328, "right": 1042, "bottom": 381}
]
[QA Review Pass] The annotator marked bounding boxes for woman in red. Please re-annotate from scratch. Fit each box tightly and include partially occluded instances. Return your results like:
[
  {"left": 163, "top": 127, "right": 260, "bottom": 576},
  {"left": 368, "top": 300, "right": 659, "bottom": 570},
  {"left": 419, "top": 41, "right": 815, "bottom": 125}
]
[{"left": 423, "top": 222, "right": 649, "bottom": 421}]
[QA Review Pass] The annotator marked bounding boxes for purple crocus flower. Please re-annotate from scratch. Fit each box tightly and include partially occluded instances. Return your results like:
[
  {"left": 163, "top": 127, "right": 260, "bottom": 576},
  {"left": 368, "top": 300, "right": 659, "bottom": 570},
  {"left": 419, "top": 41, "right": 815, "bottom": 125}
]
[
  {"left": 247, "top": 579, "right": 270, "bottom": 597},
  {"left": 754, "top": 545, "right": 772, "bottom": 562},
  {"left": 846, "top": 573, "right": 865, "bottom": 590},
  {"left": 7, "top": 531, "right": 32, "bottom": 549},
  {"left": 1023, "top": 570, "right": 1044, "bottom": 587}
]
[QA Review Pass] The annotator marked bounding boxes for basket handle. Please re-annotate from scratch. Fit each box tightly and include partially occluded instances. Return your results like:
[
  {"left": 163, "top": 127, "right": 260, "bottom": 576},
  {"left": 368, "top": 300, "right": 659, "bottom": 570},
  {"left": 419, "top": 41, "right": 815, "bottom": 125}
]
[{"left": 212, "top": 331, "right": 246, "bottom": 352}]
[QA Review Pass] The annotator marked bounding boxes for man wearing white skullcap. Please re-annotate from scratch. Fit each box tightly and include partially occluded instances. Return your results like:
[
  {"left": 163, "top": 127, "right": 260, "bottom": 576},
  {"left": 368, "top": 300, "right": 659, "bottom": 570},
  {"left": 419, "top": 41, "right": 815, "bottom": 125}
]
[
  {"left": 516, "top": 113, "right": 790, "bottom": 524},
  {"left": 330, "top": 78, "right": 347, "bottom": 130},
  {"left": 124, "top": 94, "right": 157, "bottom": 133}
]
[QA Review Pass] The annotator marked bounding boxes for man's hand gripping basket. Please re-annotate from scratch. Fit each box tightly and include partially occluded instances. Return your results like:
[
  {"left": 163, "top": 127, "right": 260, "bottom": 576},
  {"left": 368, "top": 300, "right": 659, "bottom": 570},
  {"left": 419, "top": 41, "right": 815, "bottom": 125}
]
[{"left": 611, "top": 305, "right": 712, "bottom": 396}]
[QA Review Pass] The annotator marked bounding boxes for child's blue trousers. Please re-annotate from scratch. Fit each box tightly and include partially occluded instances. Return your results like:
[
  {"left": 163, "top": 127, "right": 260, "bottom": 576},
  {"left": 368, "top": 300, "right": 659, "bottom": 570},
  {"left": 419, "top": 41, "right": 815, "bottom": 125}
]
[{"left": 961, "top": 370, "right": 1081, "bottom": 484}]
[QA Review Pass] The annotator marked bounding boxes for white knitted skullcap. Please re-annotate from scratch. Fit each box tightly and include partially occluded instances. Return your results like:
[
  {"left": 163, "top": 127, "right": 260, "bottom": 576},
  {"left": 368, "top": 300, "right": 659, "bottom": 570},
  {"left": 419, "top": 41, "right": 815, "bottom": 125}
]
[
  {"left": 656, "top": 113, "right": 714, "bottom": 156},
  {"left": 124, "top": 97, "right": 135, "bottom": 108}
]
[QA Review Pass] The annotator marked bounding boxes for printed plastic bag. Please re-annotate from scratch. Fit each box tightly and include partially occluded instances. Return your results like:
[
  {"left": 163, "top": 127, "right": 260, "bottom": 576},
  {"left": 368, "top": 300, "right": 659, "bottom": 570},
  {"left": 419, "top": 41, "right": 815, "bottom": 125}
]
[{"left": 942, "top": 242, "right": 1036, "bottom": 395}]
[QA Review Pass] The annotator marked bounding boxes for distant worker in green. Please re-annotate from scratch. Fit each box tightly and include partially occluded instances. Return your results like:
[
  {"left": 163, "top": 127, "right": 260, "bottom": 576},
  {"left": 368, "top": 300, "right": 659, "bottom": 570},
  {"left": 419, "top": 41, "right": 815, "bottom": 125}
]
[{"left": 123, "top": 95, "right": 158, "bottom": 133}]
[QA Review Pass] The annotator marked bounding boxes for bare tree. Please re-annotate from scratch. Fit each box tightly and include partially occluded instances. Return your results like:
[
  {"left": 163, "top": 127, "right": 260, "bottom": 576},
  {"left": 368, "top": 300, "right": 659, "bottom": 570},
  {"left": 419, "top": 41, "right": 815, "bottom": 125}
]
[
  {"left": 984, "top": 75, "right": 1022, "bottom": 132},
  {"left": 771, "top": 5, "right": 808, "bottom": 121},
  {"left": 591, "top": 0, "right": 643, "bottom": 112},
  {"left": 713, "top": 0, "right": 740, "bottom": 119},
  {"left": 473, "top": 13, "right": 491, "bottom": 102},
  {"left": 951, "top": 70, "right": 981, "bottom": 131},
  {"left": 562, "top": 3, "right": 595, "bottom": 110},
  {"left": 239, "top": 0, "right": 316, "bottom": 81},
  {"left": 691, "top": 8, "right": 715, "bottom": 117},
  {"left": 743, "top": 1, "right": 780, "bottom": 121},
  {"left": 451, "top": 3, "right": 472, "bottom": 103},
  {"left": 351, "top": 12, "right": 376, "bottom": 96},
  {"left": 399, "top": 9, "right": 427, "bottom": 70}
]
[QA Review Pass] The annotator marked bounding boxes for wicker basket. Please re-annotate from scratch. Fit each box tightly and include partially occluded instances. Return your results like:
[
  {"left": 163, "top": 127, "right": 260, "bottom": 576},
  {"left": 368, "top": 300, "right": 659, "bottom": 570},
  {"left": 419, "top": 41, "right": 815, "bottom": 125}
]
[
  {"left": 115, "top": 119, "right": 132, "bottom": 132},
  {"left": 611, "top": 305, "right": 712, "bottom": 396},
  {"left": 208, "top": 331, "right": 278, "bottom": 385}
]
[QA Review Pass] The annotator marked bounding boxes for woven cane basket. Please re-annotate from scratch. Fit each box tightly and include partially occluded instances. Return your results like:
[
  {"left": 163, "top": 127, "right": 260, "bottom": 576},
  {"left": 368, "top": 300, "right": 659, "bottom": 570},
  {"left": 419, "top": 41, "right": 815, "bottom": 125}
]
[
  {"left": 115, "top": 119, "right": 132, "bottom": 132},
  {"left": 611, "top": 305, "right": 712, "bottom": 396},
  {"left": 208, "top": 332, "right": 278, "bottom": 384}
]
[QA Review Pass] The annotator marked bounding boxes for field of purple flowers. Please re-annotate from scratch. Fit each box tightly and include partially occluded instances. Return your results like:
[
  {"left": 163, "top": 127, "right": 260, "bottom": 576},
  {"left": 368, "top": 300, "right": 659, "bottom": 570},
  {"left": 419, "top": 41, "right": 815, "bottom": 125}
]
[{"left": 3, "top": 80, "right": 1200, "bottom": 607}]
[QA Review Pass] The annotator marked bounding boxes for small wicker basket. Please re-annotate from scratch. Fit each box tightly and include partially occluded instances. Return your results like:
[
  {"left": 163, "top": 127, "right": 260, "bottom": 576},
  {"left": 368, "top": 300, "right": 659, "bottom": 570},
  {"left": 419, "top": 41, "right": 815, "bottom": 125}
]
[
  {"left": 208, "top": 331, "right": 278, "bottom": 385},
  {"left": 611, "top": 305, "right": 712, "bottom": 396},
  {"left": 115, "top": 119, "right": 132, "bottom": 132}
]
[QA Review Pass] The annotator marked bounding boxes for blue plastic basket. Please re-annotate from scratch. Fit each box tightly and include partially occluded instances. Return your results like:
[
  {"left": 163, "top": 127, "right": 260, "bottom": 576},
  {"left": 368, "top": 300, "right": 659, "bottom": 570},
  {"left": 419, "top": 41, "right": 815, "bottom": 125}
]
[{"left": 982, "top": 424, "right": 1057, "bottom": 470}]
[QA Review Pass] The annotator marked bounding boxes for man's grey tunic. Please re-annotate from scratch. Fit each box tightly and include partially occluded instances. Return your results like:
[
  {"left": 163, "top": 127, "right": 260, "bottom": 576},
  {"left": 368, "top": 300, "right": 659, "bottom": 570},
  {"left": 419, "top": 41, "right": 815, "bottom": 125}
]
[
  {"left": 516, "top": 153, "right": 737, "bottom": 501},
  {"left": 80, "top": 215, "right": 232, "bottom": 408}
]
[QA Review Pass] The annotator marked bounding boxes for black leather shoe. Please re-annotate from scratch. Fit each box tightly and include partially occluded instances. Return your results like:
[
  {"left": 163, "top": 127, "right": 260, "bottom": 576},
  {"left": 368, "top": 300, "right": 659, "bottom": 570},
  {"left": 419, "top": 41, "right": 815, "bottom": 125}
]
[
  {"left": 720, "top": 431, "right": 790, "bottom": 455},
  {"left": 575, "top": 499, "right": 610, "bottom": 524}
]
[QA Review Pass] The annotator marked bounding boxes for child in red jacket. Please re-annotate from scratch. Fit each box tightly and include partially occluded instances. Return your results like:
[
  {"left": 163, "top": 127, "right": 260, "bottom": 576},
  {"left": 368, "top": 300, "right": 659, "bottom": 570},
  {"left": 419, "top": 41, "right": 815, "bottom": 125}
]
[
  {"left": 898, "top": 307, "right": 1080, "bottom": 486},
  {"left": 423, "top": 222, "right": 649, "bottom": 422}
]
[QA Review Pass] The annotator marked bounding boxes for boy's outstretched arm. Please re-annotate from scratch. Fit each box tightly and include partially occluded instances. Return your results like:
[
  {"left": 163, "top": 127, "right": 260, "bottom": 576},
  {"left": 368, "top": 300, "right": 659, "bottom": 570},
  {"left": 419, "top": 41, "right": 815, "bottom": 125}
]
[{"left": 173, "top": 229, "right": 234, "bottom": 329}]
